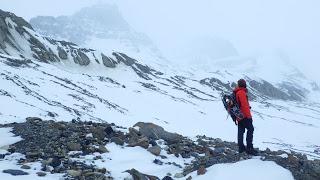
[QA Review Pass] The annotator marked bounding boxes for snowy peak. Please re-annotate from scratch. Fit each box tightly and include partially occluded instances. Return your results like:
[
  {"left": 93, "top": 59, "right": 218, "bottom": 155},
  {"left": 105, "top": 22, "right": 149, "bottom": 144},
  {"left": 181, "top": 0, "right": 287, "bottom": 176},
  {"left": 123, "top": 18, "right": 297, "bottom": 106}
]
[
  {"left": 29, "top": 4, "right": 164, "bottom": 64},
  {"left": 29, "top": 4, "right": 131, "bottom": 43}
]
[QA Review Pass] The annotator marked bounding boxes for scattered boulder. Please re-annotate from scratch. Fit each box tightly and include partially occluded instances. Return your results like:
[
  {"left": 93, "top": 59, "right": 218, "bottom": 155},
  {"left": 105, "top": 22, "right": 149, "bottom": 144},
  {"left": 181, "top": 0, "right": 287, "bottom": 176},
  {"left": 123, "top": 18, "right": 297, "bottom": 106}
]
[
  {"left": 133, "top": 122, "right": 183, "bottom": 144},
  {"left": 104, "top": 126, "right": 114, "bottom": 136},
  {"left": 125, "top": 168, "right": 159, "bottom": 180},
  {"left": 97, "top": 145, "right": 109, "bottom": 154},
  {"left": 129, "top": 137, "right": 149, "bottom": 149},
  {"left": 48, "top": 157, "right": 61, "bottom": 168},
  {"left": 91, "top": 127, "right": 106, "bottom": 140},
  {"left": 162, "top": 176, "right": 173, "bottom": 180},
  {"left": 148, "top": 145, "right": 161, "bottom": 156},
  {"left": 36, "top": 172, "right": 47, "bottom": 177},
  {"left": 3, "top": 169, "right": 29, "bottom": 176},
  {"left": 174, "top": 173, "right": 184, "bottom": 178},
  {"left": 26, "top": 117, "right": 42, "bottom": 123},
  {"left": 20, "top": 165, "right": 31, "bottom": 169},
  {"left": 0, "top": 154, "right": 5, "bottom": 159},
  {"left": 197, "top": 166, "right": 207, "bottom": 175},
  {"left": 67, "top": 142, "right": 82, "bottom": 151},
  {"left": 26, "top": 151, "right": 41, "bottom": 159},
  {"left": 67, "top": 170, "right": 82, "bottom": 177},
  {"left": 111, "top": 137, "right": 124, "bottom": 146},
  {"left": 82, "top": 172, "right": 106, "bottom": 180},
  {"left": 153, "top": 159, "right": 163, "bottom": 165}
]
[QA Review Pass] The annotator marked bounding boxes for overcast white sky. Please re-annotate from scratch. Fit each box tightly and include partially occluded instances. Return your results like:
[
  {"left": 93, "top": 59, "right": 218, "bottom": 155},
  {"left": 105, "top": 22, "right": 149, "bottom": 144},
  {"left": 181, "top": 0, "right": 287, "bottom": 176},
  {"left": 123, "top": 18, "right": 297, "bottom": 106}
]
[{"left": 2, "top": 0, "right": 320, "bottom": 82}]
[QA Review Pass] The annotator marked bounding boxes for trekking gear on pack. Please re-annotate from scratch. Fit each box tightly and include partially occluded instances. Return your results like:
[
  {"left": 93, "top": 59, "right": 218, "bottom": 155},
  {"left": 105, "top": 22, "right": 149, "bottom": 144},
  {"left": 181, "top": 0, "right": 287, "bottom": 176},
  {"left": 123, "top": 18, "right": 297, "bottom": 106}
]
[
  {"left": 234, "top": 87, "right": 252, "bottom": 119},
  {"left": 221, "top": 92, "right": 244, "bottom": 125}
]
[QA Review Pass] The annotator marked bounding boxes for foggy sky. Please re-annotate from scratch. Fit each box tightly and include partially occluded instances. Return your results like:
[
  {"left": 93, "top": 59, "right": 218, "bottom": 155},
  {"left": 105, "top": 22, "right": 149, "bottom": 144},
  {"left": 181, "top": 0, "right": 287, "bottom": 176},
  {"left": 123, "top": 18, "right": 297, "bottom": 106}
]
[{"left": 2, "top": 0, "right": 320, "bottom": 82}]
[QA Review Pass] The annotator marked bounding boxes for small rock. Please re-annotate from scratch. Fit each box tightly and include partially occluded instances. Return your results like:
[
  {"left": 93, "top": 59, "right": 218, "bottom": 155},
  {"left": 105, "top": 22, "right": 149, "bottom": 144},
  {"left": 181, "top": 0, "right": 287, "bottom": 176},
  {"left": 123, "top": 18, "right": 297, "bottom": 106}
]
[
  {"left": 287, "top": 154, "right": 299, "bottom": 166},
  {"left": 48, "top": 157, "right": 61, "bottom": 168},
  {"left": 26, "top": 117, "right": 42, "bottom": 123},
  {"left": 265, "top": 148, "right": 271, "bottom": 153},
  {"left": 20, "top": 165, "right": 31, "bottom": 169},
  {"left": 149, "top": 140, "right": 158, "bottom": 146},
  {"left": 0, "top": 154, "right": 5, "bottom": 159},
  {"left": 153, "top": 159, "right": 163, "bottom": 165},
  {"left": 186, "top": 176, "right": 192, "bottom": 180},
  {"left": 37, "top": 172, "right": 47, "bottom": 177},
  {"left": 83, "top": 172, "right": 106, "bottom": 180},
  {"left": 125, "top": 168, "right": 159, "bottom": 180},
  {"left": 174, "top": 173, "right": 184, "bottom": 178},
  {"left": 91, "top": 127, "right": 106, "bottom": 140},
  {"left": 97, "top": 145, "right": 109, "bottom": 153},
  {"left": 3, "top": 169, "right": 29, "bottom": 176},
  {"left": 148, "top": 146, "right": 161, "bottom": 156},
  {"left": 129, "top": 137, "right": 149, "bottom": 149},
  {"left": 213, "top": 147, "right": 226, "bottom": 154},
  {"left": 197, "top": 166, "right": 207, "bottom": 175},
  {"left": 67, "top": 170, "right": 82, "bottom": 177},
  {"left": 26, "top": 151, "right": 41, "bottom": 159},
  {"left": 104, "top": 126, "right": 114, "bottom": 136},
  {"left": 94, "top": 155, "right": 103, "bottom": 160},
  {"left": 96, "top": 168, "right": 107, "bottom": 174},
  {"left": 67, "top": 142, "right": 82, "bottom": 151},
  {"left": 47, "top": 112, "right": 55, "bottom": 117},
  {"left": 111, "top": 137, "right": 124, "bottom": 146},
  {"left": 162, "top": 176, "right": 173, "bottom": 180}
]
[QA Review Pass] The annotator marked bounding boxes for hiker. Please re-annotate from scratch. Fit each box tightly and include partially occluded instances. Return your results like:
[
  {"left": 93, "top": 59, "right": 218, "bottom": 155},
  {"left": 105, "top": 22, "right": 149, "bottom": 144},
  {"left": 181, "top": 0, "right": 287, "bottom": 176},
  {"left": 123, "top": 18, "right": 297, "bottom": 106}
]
[{"left": 233, "top": 79, "right": 258, "bottom": 155}]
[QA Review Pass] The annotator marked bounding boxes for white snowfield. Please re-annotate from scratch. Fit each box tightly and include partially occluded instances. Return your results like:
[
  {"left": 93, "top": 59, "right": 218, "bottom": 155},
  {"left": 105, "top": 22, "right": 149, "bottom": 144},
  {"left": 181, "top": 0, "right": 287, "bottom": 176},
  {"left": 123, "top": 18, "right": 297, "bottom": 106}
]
[
  {"left": 191, "top": 158, "right": 294, "bottom": 180},
  {"left": 0, "top": 53, "right": 319, "bottom": 179}
]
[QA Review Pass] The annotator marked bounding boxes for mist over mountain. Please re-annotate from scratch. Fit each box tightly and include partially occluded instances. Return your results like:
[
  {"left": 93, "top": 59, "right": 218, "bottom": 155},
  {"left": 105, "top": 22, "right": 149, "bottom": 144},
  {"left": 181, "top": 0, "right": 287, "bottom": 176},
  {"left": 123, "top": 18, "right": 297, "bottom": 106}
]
[{"left": 30, "top": 4, "right": 164, "bottom": 63}]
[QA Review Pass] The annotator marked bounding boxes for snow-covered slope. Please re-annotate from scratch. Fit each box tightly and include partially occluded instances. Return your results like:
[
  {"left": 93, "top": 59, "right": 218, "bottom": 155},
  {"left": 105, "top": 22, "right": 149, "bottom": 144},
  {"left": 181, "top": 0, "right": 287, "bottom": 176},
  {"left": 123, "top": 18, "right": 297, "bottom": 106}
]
[{"left": 0, "top": 8, "right": 320, "bottom": 180}]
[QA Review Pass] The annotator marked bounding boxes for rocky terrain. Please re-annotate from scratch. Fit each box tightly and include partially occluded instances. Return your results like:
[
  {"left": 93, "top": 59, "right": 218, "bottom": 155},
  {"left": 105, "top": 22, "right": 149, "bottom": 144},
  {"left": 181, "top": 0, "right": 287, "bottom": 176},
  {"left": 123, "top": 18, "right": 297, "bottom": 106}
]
[{"left": 0, "top": 117, "right": 319, "bottom": 179}]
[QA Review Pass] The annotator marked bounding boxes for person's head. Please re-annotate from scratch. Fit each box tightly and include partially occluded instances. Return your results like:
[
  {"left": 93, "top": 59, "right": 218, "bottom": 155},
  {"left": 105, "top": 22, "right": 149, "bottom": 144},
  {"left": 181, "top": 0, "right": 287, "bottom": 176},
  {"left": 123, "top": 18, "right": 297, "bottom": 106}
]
[{"left": 238, "top": 79, "right": 247, "bottom": 88}]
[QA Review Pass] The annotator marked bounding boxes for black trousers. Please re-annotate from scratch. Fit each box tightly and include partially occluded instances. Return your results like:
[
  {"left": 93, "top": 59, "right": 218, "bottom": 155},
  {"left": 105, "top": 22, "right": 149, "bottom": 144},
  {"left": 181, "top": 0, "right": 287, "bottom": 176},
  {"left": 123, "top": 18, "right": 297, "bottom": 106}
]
[{"left": 238, "top": 118, "right": 254, "bottom": 149}]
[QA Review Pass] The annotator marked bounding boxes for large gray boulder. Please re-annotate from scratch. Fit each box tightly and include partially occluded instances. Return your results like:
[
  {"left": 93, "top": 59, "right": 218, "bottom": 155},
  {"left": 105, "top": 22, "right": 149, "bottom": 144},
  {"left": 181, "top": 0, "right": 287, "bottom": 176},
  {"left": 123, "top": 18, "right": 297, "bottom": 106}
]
[{"left": 133, "top": 122, "right": 183, "bottom": 144}]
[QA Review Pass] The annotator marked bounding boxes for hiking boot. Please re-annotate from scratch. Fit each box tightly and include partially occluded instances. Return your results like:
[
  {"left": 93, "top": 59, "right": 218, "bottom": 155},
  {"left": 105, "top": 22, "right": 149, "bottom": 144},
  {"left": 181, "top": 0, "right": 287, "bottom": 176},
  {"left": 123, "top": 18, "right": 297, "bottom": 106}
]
[
  {"left": 238, "top": 145, "right": 246, "bottom": 153},
  {"left": 246, "top": 147, "right": 259, "bottom": 156}
]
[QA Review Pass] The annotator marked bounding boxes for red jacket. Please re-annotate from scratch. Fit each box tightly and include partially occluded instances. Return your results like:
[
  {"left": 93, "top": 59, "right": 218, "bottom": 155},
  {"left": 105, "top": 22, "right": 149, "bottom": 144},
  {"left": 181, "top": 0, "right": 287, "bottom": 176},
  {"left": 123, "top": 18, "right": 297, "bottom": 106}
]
[{"left": 234, "top": 87, "right": 252, "bottom": 119}]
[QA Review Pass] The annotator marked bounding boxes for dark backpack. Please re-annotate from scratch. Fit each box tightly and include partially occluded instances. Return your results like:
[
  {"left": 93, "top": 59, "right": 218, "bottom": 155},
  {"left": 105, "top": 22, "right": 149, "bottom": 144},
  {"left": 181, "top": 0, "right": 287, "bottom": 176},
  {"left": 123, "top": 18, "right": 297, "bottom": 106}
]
[{"left": 221, "top": 92, "right": 244, "bottom": 125}]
